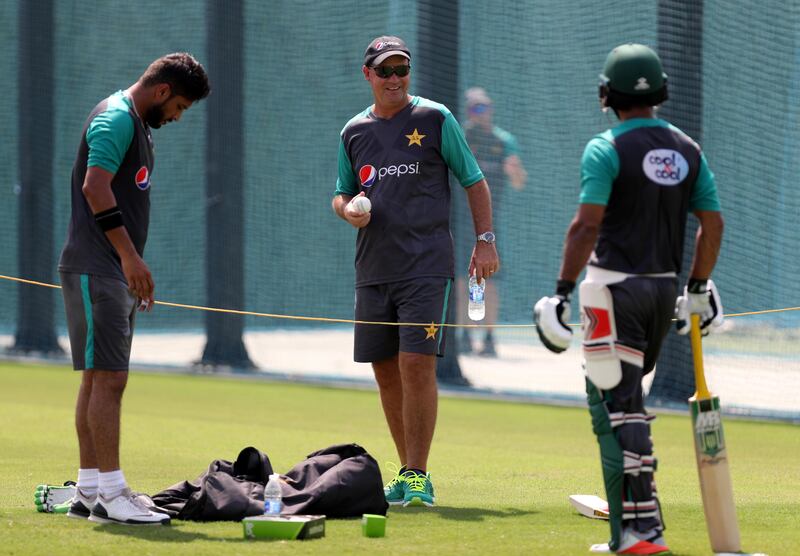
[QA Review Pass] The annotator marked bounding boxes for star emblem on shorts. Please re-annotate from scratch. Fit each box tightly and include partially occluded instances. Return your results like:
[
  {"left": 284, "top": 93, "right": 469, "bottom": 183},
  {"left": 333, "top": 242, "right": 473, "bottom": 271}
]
[
  {"left": 424, "top": 322, "right": 439, "bottom": 340},
  {"left": 423, "top": 323, "right": 439, "bottom": 340},
  {"left": 406, "top": 128, "right": 426, "bottom": 147}
]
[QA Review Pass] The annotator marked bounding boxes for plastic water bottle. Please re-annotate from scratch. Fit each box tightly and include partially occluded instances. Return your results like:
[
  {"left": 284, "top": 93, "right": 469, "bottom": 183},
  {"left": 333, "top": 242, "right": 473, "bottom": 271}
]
[
  {"left": 468, "top": 275, "right": 486, "bottom": 321},
  {"left": 264, "top": 473, "right": 282, "bottom": 515}
]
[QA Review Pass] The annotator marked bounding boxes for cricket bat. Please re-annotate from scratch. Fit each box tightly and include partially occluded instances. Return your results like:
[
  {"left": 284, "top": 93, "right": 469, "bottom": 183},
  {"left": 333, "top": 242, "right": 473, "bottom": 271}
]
[
  {"left": 568, "top": 494, "right": 609, "bottom": 520},
  {"left": 689, "top": 314, "right": 741, "bottom": 553}
]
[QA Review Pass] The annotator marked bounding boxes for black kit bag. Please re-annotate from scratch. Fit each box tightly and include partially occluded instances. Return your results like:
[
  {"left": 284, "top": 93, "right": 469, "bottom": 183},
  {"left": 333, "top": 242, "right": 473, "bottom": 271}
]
[
  {"left": 151, "top": 443, "right": 387, "bottom": 521},
  {"left": 282, "top": 443, "right": 388, "bottom": 517},
  {"left": 151, "top": 446, "right": 273, "bottom": 521}
]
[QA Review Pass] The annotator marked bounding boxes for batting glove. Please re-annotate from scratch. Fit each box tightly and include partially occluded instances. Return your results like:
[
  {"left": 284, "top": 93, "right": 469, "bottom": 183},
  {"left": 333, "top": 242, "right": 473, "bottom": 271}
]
[
  {"left": 34, "top": 482, "right": 76, "bottom": 513},
  {"left": 534, "top": 280, "right": 575, "bottom": 353},
  {"left": 675, "top": 278, "right": 724, "bottom": 336}
]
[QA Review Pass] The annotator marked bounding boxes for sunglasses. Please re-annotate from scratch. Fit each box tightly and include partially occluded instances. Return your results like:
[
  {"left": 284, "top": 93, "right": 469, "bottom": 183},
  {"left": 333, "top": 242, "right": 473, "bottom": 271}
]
[
  {"left": 469, "top": 103, "right": 491, "bottom": 115},
  {"left": 372, "top": 64, "right": 411, "bottom": 78}
]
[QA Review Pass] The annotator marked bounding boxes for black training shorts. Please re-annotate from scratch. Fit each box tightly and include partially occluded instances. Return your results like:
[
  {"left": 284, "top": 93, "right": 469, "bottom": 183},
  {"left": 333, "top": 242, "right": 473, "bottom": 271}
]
[
  {"left": 60, "top": 272, "right": 137, "bottom": 371},
  {"left": 354, "top": 277, "right": 452, "bottom": 362}
]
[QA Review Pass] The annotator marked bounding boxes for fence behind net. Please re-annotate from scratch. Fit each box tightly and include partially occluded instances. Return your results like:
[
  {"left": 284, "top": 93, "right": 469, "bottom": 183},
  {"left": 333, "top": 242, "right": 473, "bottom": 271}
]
[{"left": 0, "top": 0, "right": 798, "bottom": 421}]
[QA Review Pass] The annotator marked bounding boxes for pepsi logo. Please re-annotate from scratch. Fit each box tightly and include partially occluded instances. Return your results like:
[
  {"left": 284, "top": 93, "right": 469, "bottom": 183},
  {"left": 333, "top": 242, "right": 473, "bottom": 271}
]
[
  {"left": 135, "top": 166, "right": 150, "bottom": 190},
  {"left": 359, "top": 162, "right": 421, "bottom": 187},
  {"left": 359, "top": 165, "right": 377, "bottom": 187}
]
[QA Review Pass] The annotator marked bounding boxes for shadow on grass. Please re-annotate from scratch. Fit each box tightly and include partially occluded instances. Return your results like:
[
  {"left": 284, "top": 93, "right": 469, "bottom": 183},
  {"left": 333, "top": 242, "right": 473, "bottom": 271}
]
[
  {"left": 397, "top": 506, "right": 538, "bottom": 521},
  {"left": 91, "top": 508, "right": 540, "bottom": 540},
  {"left": 90, "top": 522, "right": 249, "bottom": 543}
]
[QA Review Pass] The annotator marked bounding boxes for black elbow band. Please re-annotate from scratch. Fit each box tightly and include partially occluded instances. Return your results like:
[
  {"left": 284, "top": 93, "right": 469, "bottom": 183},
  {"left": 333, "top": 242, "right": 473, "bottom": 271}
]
[{"left": 94, "top": 206, "right": 124, "bottom": 232}]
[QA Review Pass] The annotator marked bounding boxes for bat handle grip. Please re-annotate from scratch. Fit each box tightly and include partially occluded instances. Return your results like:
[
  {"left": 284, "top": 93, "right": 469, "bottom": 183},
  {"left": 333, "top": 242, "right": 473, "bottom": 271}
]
[{"left": 690, "top": 314, "right": 712, "bottom": 400}]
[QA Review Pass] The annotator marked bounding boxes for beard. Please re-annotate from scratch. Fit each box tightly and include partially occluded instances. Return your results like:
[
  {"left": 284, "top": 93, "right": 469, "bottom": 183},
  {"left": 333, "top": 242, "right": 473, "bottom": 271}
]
[{"left": 145, "top": 102, "right": 166, "bottom": 129}]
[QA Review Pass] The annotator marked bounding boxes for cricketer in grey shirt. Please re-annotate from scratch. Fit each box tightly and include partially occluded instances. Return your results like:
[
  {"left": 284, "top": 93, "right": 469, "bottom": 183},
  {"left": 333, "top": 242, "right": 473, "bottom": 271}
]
[
  {"left": 59, "top": 90, "right": 154, "bottom": 282},
  {"left": 335, "top": 95, "right": 484, "bottom": 286},
  {"left": 580, "top": 118, "right": 721, "bottom": 275}
]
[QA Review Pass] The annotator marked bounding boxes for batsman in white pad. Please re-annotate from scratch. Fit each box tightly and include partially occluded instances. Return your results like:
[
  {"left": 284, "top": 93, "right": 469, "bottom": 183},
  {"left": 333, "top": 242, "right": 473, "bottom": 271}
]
[{"left": 534, "top": 43, "right": 724, "bottom": 555}]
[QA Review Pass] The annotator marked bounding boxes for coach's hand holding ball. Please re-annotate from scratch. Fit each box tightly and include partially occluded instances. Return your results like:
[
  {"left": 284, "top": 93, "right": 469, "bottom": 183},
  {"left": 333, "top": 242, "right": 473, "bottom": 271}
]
[
  {"left": 345, "top": 193, "right": 372, "bottom": 228},
  {"left": 351, "top": 195, "right": 371, "bottom": 214}
]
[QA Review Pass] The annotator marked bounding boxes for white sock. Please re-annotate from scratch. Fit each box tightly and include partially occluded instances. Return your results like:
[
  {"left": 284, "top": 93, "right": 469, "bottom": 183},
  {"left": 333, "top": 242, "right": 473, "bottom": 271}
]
[
  {"left": 77, "top": 468, "right": 99, "bottom": 496},
  {"left": 98, "top": 470, "right": 128, "bottom": 499}
]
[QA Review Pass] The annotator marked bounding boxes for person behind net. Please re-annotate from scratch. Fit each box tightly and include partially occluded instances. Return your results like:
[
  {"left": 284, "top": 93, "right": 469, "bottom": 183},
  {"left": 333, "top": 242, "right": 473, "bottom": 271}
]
[
  {"left": 332, "top": 36, "right": 499, "bottom": 508},
  {"left": 58, "top": 53, "right": 210, "bottom": 525},
  {"left": 458, "top": 87, "right": 527, "bottom": 357},
  {"left": 534, "top": 44, "right": 724, "bottom": 555}
]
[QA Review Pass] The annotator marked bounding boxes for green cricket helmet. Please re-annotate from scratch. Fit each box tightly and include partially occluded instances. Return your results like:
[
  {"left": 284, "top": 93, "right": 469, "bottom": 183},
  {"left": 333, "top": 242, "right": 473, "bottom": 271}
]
[{"left": 599, "top": 43, "right": 668, "bottom": 109}]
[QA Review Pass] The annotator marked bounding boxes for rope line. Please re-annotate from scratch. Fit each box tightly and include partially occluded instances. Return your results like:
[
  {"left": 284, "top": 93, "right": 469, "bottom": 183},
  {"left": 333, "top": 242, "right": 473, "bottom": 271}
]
[{"left": 2, "top": 274, "right": 798, "bottom": 329}]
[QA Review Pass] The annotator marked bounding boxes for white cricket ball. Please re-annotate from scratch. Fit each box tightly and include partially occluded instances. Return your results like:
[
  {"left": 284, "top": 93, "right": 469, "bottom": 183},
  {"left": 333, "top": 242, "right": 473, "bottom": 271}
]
[{"left": 351, "top": 196, "right": 372, "bottom": 215}]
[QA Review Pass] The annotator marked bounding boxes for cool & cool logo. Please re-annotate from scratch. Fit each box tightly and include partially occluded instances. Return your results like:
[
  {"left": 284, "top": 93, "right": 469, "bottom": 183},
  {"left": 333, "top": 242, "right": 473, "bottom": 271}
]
[{"left": 642, "top": 149, "right": 688, "bottom": 186}]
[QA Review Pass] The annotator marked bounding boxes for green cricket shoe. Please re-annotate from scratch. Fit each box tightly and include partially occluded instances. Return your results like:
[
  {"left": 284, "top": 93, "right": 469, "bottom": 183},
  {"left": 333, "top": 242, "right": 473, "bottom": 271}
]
[
  {"left": 34, "top": 482, "right": 77, "bottom": 513},
  {"left": 402, "top": 470, "right": 435, "bottom": 507},
  {"left": 383, "top": 463, "right": 406, "bottom": 506}
]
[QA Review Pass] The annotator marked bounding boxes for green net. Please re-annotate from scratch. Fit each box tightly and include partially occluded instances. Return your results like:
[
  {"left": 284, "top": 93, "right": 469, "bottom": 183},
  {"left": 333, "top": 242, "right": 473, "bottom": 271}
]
[{"left": 0, "top": 0, "right": 798, "bottom": 420}]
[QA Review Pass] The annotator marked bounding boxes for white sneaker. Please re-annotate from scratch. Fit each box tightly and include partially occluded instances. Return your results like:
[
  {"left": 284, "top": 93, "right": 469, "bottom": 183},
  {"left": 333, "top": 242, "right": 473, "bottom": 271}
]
[
  {"left": 67, "top": 488, "right": 97, "bottom": 520},
  {"left": 88, "top": 488, "right": 171, "bottom": 525}
]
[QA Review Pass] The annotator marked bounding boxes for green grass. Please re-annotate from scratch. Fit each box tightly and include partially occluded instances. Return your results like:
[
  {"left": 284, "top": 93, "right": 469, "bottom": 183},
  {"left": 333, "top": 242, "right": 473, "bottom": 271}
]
[{"left": 1, "top": 361, "right": 798, "bottom": 555}]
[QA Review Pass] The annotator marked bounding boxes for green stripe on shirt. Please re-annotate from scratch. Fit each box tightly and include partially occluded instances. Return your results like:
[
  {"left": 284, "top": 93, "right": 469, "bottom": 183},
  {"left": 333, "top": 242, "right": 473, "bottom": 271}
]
[
  {"left": 689, "top": 152, "right": 720, "bottom": 211},
  {"left": 579, "top": 118, "right": 721, "bottom": 211},
  {"left": 335, "top": 138, "right": 358, "bottom": 196},
  {"left": 335, "top": 107, "right": 371, "bottom": 197},
  {"left": 415, "top": 97, "right": 484, "bottom": 187},
  {"left": 86, "top": 91, "right": 134, "bottom": 174},
  {"left": 579, "top": 133, "right": 619, "bottom": 205}
]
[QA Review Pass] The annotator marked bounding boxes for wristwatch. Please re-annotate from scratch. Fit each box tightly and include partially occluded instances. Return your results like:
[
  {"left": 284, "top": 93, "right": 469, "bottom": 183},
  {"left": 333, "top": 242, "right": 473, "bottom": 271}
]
[{"left": 476, "top": 231, "right": 496, "bottom": 244}]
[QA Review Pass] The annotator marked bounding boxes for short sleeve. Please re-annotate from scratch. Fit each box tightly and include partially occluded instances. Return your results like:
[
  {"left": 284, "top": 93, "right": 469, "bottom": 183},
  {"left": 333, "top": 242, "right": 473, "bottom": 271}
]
[
  {"left": 441, "top": 111, "right": 484, "bottom": 187},
  {"left": 334, "top": 137, "right": 358, "bottom": 196},
  {"left": 689, "top": 152, "right": 721, "bottom": 211},
  {"left": 579, "top": 137, "right": 619, "bottom": 205},
  {"left": 85, "top": 109, "right": 134, "bottom": 174}
]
